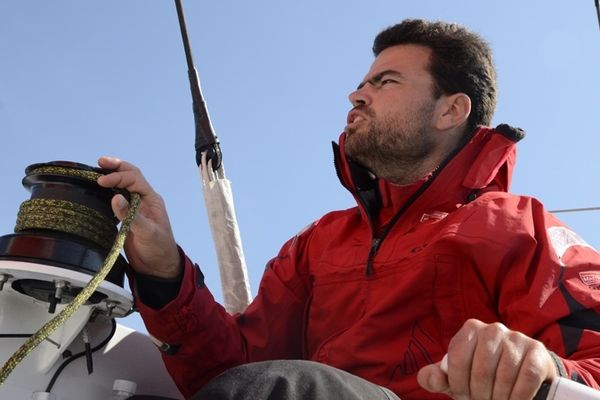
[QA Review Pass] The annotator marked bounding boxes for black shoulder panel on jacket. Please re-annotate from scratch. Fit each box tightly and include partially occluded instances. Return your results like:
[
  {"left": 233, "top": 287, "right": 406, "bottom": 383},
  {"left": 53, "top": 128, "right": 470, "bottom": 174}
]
[{"left": 495, "top": 123, "right": 526, "bottom": 142}]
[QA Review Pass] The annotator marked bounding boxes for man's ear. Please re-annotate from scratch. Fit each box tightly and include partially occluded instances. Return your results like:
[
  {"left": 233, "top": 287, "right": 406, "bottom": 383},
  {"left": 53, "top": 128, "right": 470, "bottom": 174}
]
[{"left": 434, "top": 93, "right": 471, "bottom": 131}]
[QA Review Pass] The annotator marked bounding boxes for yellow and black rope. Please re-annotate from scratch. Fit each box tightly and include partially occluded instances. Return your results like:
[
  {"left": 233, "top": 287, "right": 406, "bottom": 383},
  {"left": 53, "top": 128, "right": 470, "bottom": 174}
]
[{"left": 16, "top": 198, "right": 116, "bottom": 250}]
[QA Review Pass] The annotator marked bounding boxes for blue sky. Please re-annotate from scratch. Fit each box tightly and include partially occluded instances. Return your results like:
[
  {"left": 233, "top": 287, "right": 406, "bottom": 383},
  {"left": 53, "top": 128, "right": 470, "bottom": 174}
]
[{"left": 1, "top": 1, "right": 599, "bottom": 333}]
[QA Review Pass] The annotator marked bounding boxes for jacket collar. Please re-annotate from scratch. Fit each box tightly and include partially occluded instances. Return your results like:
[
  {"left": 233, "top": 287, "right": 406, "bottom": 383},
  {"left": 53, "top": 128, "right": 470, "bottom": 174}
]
[{"left": 333, "top": 124, "right": 525, "bottom": 229}]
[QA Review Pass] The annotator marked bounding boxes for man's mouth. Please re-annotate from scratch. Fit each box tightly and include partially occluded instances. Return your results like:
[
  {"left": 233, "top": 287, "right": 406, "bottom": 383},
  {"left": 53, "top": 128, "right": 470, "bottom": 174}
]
[{"left": 347, "top": 109, "right": 366, "bottom": 125}]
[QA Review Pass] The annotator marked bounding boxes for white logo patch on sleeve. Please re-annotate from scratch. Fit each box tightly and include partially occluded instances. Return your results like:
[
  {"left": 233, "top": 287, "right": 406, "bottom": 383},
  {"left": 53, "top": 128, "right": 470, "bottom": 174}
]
[
  {"left": 548, "top": 226, "right": 596, "bottom": 264},
  {"left": 579, "top": 271, "right": 600, "bottom": 288}
]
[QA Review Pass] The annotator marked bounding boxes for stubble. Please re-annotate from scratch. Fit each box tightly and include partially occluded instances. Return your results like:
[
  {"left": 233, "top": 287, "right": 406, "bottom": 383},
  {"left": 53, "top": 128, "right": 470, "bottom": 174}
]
[{"left": 344, "top": 102, "right": 437, "bottom": 184}]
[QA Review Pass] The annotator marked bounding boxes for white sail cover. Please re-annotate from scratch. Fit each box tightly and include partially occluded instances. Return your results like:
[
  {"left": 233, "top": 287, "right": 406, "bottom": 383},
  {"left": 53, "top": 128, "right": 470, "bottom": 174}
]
[{"left": 200, "top": 153, "right": 252, "bottom": 314}]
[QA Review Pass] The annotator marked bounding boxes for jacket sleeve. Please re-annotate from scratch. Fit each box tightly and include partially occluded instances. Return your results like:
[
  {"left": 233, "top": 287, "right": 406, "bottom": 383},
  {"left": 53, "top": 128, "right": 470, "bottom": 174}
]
[
  {"left": 132, "top": 227, "right": 314, "bottom": 398},
  {"left": 466, "top": 194, "right": 600, "bottom": 388}
]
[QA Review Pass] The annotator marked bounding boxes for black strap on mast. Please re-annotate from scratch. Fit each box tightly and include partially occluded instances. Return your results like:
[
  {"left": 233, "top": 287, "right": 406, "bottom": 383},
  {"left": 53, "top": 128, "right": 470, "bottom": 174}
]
[
  {"left": 596, "top": 0, "right": 600, "bottom": 30},
  {"left": 174, "top": 0, "right": 222, "bottom": 170}
]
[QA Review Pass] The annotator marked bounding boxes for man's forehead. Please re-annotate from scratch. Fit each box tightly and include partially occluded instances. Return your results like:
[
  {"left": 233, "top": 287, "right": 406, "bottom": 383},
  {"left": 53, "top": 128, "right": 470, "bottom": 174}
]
[{"left": 365, "top": 44, "right": 432, "bottom": 79}]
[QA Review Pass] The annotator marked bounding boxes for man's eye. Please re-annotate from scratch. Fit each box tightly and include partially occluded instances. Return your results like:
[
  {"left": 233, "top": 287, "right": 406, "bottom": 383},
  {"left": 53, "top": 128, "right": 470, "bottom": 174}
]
[{"left": 381, "top": 79, "right": 397, "bottom": 85}]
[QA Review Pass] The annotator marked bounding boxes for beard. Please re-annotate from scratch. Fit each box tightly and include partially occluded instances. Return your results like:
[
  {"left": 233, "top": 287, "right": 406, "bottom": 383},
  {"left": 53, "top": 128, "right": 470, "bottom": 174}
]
[{"left": 344, "top": 102, "right": 437, "bottom": 184}]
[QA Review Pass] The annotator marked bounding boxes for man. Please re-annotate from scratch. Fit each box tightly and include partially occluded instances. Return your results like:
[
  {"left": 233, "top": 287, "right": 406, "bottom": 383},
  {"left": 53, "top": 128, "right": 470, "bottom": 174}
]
[{"left": 98, "top": 19, "right": 600, "bottom": 399}]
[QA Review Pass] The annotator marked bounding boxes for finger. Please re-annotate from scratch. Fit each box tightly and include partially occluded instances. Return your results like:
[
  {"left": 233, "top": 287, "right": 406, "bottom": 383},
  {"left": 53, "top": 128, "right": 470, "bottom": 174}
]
[
  {"left": 469, "top": 322, "right": 506, "bottom": 398},
  {"left": 510, "top": 345, "right": 553, "bottom": 400},
  {"left": 446, "top": 319, "right": 480, "bottom": 398},
  {"left": 98, "top": 156, "right": 145, "bottom": 174},
  {"left": 97, "top": 156, "right": 122, "bottom": 170},
  {"left": 98, "top": 156, "right": 147, "bottom": 189},
  {"left": 111, "top": 193, "right": 154, "bottom": 235},
  {"left": 98, "top": 167, "right": 155, "bottom": 196},
  {"left": 417, "top": 363, "right": 451, "bottom": 395},
  {"left": 491, "top": 335, "right": 524, "bottom": 400},
  {"left": 111, "top": 194, "right": 130, "bottom": 222}
]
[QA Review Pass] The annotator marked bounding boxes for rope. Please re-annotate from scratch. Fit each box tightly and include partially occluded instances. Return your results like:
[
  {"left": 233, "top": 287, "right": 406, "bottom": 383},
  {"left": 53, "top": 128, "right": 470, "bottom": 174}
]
[
  {"left": 27, "top": 166, "right": 102, "bottom": 183},
  {"left": 16, "top": 198, "right": 116, "bottom": 250},
  {"left": 17, "top": 165, "right": 117, "bottom": 249},
  {"left": 0, "top": 192, "right": 140, "bottom": 386}
]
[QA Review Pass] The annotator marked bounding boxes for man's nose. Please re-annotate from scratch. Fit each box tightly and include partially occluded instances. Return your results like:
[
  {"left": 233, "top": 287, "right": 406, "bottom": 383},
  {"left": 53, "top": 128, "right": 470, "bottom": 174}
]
[{"left": 348, "top": 86, "right": 371, "bottom": 107}]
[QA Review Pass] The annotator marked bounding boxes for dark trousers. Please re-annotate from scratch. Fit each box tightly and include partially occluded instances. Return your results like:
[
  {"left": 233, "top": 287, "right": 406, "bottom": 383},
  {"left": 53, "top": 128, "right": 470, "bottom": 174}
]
[{"left": 190, "top": 360, "right": 400, "bottom": 400}]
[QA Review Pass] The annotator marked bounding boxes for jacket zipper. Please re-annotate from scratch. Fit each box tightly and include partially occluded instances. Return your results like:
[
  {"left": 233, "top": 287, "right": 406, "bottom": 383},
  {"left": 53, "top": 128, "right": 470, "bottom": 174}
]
[
  {"left": 334, "top": 132, "right": 474, "bottom": 278},
  {"left": 360, "top": 132, "right": 476, "bottom": 277},
  {"left": 352, "top": 188, "right": 381, "bottom": 278},
  {"left": 366, "top": 238, "right": 381, "bottom": 276}
]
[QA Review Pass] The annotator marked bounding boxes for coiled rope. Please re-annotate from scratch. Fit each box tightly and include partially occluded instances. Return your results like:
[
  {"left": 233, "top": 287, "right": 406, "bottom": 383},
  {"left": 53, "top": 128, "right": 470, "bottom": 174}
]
[
  {"left": 16, "top": 198, "right": 116, "bottom": 250},
  {"left": 16, "top": 165, "right": 118, "bottom": 249},
  {"left": 0, "top": 164, "right": 140, "bottom": 386}
]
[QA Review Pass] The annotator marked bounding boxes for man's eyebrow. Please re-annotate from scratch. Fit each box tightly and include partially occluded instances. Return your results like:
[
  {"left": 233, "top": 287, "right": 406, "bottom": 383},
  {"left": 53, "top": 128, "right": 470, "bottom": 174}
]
[{"left": 356, "top": 70, "right": 405, "bottom": 90}]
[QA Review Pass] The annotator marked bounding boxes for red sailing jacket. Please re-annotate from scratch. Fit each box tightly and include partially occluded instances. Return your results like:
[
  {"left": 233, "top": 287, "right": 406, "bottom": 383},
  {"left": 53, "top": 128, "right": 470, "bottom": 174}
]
[{"left": 136, "top": 125, "right": 600, "bottom": 399}]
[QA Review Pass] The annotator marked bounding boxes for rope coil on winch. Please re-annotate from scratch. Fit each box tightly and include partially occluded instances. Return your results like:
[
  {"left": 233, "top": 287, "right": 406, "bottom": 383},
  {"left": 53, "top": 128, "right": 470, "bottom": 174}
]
[
  {"left": 15, "top": 165, "right": 118, "bottom": 250},
  {"left": 16, "top": 198, "right": 116, "bottom": 250}
]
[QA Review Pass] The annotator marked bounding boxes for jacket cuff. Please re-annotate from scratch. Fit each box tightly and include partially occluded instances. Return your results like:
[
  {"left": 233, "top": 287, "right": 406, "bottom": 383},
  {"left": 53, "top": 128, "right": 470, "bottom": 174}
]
[
  {"left": 548, "top": 350, "right": 568, "bottom": 378},
  {"left": 132, "top": 246, "right": 185, "bottom": 310},
  {"left": 135, "top": 252, "right": 213, "bottom": 346}
]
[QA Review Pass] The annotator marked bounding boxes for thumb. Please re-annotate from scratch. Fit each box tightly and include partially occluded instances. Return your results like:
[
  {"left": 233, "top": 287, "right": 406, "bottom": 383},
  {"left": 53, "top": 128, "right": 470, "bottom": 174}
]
[
  {"left": 111, "top": 194, "right": 130, "bottom": 221},
  {"left": 417, "top": 363, "right": 451, "bottom": 395}
]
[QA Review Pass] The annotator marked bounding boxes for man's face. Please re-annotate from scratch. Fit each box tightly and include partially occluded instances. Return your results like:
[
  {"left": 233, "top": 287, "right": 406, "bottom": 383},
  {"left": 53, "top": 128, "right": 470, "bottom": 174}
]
[{"left": 344, "top": 44, "right": 441, "bottom": 183}]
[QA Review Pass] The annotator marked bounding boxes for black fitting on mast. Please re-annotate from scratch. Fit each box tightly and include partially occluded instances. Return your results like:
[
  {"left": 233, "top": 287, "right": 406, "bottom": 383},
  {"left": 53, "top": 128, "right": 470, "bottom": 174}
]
[
  {"left": 596, "top": 0, "right": 600, "bottom": 31},
  {"left": 174, "top": 0, "right": 222, "bottom": 170}
]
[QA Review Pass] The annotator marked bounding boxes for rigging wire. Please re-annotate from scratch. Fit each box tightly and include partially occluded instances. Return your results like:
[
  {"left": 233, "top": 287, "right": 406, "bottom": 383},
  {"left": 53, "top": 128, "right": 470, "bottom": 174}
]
[
  {"left": 549, "top": 2, "right": 599, "bottom": 214},
  {"left": 45, "top": 318, "right": 117, "bottom": 393},
  {"left": 174, "top": 0, "right": 222, "bottom": 170},
  {"left": 550, "top": 206, "right": 600, "bottom": 214}
]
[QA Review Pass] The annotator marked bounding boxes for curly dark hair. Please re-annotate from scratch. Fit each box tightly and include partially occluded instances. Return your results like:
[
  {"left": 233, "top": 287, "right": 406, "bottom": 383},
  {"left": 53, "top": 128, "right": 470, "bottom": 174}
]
[{"left": 373, "top": 19, "right": 497, "bottom": 134}]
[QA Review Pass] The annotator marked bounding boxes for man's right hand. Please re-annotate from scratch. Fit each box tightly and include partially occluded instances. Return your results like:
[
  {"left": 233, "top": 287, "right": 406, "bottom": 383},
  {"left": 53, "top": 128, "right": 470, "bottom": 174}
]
[
  {"left": 97, "top": 156, "right": 181, "bottom": 279},
  {"left": 417, "top": 319, "right": 558, "bottom": 399}
]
